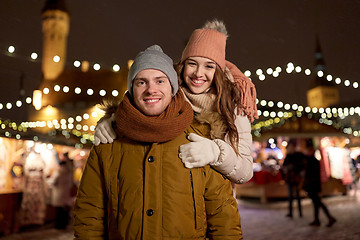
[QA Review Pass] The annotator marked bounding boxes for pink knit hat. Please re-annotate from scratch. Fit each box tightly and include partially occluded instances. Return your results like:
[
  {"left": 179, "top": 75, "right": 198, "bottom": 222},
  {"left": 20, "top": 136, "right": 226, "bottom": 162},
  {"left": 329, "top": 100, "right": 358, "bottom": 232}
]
[
  {"left": 181, "top": 20, "right": 227, "bottom": 70},
  {"left": 181, "top": 20, "right": 258, "bottom": 122}
]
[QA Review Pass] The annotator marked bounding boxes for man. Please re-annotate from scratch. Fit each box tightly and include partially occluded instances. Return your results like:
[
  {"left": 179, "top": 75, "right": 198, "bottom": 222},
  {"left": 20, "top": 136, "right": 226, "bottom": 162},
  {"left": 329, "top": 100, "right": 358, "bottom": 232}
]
[{"left": 73, "top": 45, "right": 242, "bottom": 239}]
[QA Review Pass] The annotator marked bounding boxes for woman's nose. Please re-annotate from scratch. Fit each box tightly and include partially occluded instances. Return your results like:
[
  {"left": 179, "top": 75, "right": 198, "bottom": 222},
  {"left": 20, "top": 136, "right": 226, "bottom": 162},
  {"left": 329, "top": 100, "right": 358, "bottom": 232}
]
[{"left": 194, "top": 66, "right": 203, "bottom": 77}]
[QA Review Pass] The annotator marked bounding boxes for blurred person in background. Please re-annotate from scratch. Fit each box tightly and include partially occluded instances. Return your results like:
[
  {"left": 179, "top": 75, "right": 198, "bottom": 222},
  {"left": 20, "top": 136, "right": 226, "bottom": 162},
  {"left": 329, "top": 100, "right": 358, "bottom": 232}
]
[
  {"left": 303, "top": 139, "right": 336, "bottom": 227},
  {"left": 49, "top": 152, "right": 74, "bottom": 230},
  {"left": 281, "top": 139, "right": 305, "bottom": 218}
]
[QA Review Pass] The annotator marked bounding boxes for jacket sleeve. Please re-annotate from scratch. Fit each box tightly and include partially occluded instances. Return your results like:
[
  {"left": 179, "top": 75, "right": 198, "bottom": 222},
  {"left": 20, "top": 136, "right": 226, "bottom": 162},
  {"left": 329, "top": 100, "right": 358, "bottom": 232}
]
[
  {"left": 73, "top": 146, "right": 107, "bottom": 239},
  {"left": 211, "top": 113, "right": 254, "bottom": 184},
  {"left": 205, "top": 169, "right": 243, "bottom": 240}
]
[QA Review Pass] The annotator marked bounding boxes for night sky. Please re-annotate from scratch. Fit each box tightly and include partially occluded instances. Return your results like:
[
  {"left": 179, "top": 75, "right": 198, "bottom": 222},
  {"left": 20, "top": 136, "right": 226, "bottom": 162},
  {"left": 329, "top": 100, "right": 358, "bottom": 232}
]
[{"left": 1, "top": 0, "right": 359, "bottom": 121}]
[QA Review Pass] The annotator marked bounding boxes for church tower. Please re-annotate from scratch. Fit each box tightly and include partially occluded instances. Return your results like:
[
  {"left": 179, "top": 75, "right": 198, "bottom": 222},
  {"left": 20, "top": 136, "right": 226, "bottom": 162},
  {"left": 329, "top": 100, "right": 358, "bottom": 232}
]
[
  {"left": 41, "top": 0, "right": 70, "bottom": 80},
  {"left": 306, "top": 37, "right": 339, "bottom": 108}
]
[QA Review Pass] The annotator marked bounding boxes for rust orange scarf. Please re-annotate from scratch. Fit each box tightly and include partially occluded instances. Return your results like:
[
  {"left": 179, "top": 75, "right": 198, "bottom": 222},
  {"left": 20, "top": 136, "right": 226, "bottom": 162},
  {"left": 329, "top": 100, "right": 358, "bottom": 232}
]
[{"left": 115, "top": 91, "right": 193, "bottom": 143}]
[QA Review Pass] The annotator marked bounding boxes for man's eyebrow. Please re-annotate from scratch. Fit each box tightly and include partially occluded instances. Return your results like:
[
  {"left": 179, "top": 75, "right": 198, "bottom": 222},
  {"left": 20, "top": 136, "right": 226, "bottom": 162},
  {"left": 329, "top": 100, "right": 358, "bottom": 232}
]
[{"left": 155, "top": 76, "right": 168, "bottom": 79}]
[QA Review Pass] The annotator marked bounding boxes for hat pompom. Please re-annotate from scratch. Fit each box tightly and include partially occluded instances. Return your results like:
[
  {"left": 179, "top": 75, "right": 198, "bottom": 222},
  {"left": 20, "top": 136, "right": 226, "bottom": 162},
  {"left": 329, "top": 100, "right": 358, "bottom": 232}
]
[
  {"left": 202, "top": 19, "right": 228, "bottom": 38},
  {"left": 146, "top": 45, "right": 163, "bottom": 52}
]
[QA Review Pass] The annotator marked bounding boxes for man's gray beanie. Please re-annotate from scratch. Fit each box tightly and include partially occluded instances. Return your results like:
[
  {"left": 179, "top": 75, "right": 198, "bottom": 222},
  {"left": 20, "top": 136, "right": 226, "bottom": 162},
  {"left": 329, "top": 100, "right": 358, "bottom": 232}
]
[{"left": 128, "top": 45, "right": 178, "bottom": 96}]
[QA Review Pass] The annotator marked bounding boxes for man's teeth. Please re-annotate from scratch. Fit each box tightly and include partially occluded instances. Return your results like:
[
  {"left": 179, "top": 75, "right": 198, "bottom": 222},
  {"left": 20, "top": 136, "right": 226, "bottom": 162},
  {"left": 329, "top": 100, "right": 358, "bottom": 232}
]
[{"left": 145, "top": 99, "right": 159, "bottom": 103}]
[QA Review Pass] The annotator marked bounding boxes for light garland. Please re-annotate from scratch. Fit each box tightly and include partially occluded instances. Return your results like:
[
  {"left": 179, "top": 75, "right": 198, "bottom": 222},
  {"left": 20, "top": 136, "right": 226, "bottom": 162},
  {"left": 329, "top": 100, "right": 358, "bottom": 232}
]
[
  {"left": 256, "top": 98, "right": 360, "bottom": 118},
  {"left": 0, "top": 117, "right": 93, "bottom": 148},
  {"left": 246, "top": 62, "right": 359, "bottom": 90},
  {"left": 2, "top": 45, "right": 122, "bottom": 73},
  {"left": 2, "top": 44, "right": 359, "bottom": 139},
  {"left": 2, "top": 44, "right": 359, "bottom": 90},
  {"left": 253, "top": 107, "right": 360, "bottom": 137}
]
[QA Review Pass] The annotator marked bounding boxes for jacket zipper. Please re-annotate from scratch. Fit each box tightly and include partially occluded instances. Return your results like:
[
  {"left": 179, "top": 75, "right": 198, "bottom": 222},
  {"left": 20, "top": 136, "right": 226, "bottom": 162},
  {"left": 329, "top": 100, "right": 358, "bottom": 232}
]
[
  {"left": 116, "top": 172, "right": 120, "bottom": 226},
  {"left": 190, "top": 170, "right": 197, "bottom": 229}
]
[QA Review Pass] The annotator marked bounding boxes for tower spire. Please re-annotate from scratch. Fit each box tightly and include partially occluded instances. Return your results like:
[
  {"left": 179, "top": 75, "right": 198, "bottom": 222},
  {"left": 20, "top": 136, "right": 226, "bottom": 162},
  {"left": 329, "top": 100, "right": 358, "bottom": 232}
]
[
  {"left": 41, "top": 0, "right": 70, "bottom": 80},
  {"left": 42, "top": 0, "right": 69, "bottom": 14},
  {"left": 306, "top": 36, "right": 339, "bottom": 108}
]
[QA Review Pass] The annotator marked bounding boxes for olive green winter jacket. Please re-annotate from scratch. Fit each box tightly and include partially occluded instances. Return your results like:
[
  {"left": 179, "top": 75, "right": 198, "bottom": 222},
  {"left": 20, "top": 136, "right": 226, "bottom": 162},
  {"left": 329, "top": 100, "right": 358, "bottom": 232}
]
[{"left": 73, "top": 121, "right": 242, "bottom": 239}]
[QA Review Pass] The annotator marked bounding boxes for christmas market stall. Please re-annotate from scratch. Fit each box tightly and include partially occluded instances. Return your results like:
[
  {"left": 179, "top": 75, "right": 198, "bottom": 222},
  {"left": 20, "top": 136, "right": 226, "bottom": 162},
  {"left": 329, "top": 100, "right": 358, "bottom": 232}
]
[{"left": 236, "top": 114, "right": 357, "bottom": 203}]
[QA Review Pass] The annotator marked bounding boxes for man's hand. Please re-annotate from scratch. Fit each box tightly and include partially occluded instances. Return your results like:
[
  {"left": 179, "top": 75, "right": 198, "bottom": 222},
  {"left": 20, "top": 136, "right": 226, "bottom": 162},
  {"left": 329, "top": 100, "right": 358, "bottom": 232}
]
[
  {"left": 179, "top": 133, "right": 220, "bottom": 168},
  {"left": 94, "top": 113, "right": 117, "bottom": 146}
]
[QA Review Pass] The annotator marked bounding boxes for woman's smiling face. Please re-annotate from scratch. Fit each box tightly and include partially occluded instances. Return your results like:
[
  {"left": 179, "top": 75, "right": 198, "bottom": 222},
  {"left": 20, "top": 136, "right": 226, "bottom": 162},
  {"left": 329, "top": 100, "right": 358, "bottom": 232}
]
[{"left": 183, "top": 56, "right": 216, "bottom": 94}]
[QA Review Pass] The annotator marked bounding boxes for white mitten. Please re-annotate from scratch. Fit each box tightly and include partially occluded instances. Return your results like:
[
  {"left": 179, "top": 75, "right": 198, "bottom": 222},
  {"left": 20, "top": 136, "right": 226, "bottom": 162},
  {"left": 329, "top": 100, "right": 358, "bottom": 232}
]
[
  {"left": 179, "top": 133, "right": 220, "bottom": 168},
  {"left": 94, "top": 113, "right": 117, "bottom": 146}
]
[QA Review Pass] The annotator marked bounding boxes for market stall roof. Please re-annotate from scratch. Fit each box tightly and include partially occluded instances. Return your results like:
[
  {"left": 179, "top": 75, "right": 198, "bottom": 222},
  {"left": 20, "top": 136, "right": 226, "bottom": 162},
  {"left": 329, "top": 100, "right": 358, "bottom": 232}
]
[
  {"left": 254, "top": 115, "right": 347, "bottom": 140},
  {"left": 0, "top": 125, "right": 93, "bottom": 149}
]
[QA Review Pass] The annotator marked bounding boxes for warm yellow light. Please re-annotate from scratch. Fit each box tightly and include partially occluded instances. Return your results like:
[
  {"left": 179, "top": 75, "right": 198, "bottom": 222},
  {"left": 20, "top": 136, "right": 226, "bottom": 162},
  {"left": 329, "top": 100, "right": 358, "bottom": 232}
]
[
  {"left": 244, "top": 70, "right": 251, "bottom": 77},
  {"left": 272, "top": 71, "right": 279, "bottom": 77},
  {"left": 31, "top": 52, "right": 38, "bottom": 60},
  {"left": 112, "top": 90, "right": 119, "bottom": 97},
  {"left": 74, "top": 60, "right": 81, "bottom": 67},
  {"left": 53, "top": 55, "right": 60, "bottom": 62},
  {"left": 33, "top": 90, "right": 42, "bottom": 110},
  {"left": 128, "top": 60, "right": 134, "bottom": 69},
  {"left": 93, "top": 63, "right": 100, "bottom": 70},
  {"left": 113, "top": 64, "right": 120, "bottom": 72},
  {"left": 75, "top": 87, "right": 81, "bottom": 94},
  {"left": 99, "top": 90, "right": 106, "bottom": 96},
  {"left": 8, "top": 46, "right": 15, "bottom": 53}
]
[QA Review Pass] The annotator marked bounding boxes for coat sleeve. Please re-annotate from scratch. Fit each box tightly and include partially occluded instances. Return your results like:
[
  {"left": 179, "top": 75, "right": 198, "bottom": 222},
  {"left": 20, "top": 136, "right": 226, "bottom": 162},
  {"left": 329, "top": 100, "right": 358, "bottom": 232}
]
[
  {"left": 73, "top": 146, "right": 107, "bottom": 239},
  {"left": 205, "top": 169, "right": 243, "bottom": 240},
  {"left": 211, "top": 113, "right": 254, "bottom": 184}
]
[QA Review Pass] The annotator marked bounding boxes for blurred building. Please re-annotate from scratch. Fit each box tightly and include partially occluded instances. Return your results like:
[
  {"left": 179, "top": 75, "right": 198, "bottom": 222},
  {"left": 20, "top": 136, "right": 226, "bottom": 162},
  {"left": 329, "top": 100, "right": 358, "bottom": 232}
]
[{"left": 30, "top": 0, "right": 128, "bottom": 142}]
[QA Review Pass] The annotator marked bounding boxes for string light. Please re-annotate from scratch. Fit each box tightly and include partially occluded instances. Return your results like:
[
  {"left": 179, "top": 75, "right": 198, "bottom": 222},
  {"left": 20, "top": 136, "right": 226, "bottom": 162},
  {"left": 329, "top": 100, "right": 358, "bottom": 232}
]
[
  {"left": 2, "top": 44, "right": 359, "bottom": 90},
  {"left": 53, "top": 55, "right": 60, "bottom": 62},
  {"left": 2, "top": 44, "right": 359, "bottom": 139},
  {"left": 30, "top": 52, "right": 38, "bottom": 60},
  {"left": 112, "top": 64, "right": 120, "bottom": 72},
  {"left": 8, "top": 46, "right": 15, "bottom": 53},
  {"left": 93, "top": 63, "right": 100, "bottom": 70},
  {"left": 74, "top": 60, "right": 81, "bottom": 67}
]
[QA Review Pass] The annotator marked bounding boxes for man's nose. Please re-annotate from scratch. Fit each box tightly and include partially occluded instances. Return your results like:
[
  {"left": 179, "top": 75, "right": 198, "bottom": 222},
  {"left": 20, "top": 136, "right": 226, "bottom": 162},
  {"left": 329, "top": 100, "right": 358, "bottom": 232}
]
[{"left": 146, "top": 82, "right": 158, "bottom": 94}]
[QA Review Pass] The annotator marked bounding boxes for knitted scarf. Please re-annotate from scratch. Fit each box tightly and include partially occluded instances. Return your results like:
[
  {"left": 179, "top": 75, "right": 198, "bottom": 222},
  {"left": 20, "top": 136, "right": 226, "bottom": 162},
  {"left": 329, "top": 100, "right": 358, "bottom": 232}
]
[
  {"left": 115, "top": 91, "right": 194, "bottom": 143},
  {"left": 181, "top": 87, "right": 217, "bottom": 113},
  {"left": 181, "top": 87, "right": 227, "bottom": 140},
  {"left": 225, "top": 60, "right": 258, "bottom": 122}
]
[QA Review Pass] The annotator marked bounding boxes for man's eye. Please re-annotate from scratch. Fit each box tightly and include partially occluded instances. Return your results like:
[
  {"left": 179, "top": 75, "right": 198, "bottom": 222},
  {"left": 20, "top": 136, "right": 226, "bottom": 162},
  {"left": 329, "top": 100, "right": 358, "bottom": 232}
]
[{"left": 206, "top": 65, "right": 215, "bottom": 69}]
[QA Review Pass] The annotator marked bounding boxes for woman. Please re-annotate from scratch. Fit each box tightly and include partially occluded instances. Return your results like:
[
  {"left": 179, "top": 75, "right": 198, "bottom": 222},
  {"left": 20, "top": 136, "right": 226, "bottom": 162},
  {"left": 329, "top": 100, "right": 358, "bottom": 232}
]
[{"left": 95, "top": 19, "right": 257, "bottom": 184}]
